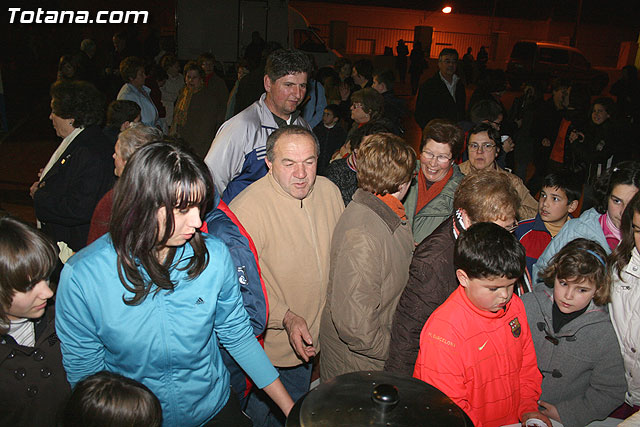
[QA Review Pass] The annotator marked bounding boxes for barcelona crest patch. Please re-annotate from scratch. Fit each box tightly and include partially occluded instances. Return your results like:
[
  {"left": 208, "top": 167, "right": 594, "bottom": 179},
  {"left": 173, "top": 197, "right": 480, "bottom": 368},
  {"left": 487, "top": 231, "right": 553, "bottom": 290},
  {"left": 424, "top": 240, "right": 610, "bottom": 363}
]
[{"left": 509, "top": 318, "right": 521, "bottom": 338}]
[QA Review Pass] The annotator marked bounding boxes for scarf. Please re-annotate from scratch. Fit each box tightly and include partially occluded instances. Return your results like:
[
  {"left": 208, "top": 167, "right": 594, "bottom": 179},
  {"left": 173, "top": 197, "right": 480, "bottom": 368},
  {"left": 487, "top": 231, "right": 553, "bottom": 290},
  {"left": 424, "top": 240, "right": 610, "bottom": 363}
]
[
  {"left": 377, "top": 193, "right": 407, "bottom": 220},
  {"left": 416, "top": 167, "right": 453, "bottom": 214},
  {"left": 599, "top": 212, "right": 621, "bottom": 250}
]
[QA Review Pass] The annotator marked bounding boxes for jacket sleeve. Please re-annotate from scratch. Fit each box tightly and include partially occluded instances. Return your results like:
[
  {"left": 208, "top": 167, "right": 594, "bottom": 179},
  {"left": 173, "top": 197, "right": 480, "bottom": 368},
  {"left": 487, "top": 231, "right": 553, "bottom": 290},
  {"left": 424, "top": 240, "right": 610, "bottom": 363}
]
[
  {"left": 532, "top": 224, "right": 577, "bottom": 284},
  {"left": 204, "top": 120, "right": 249, "bottom": 196},
  {"left": 329, "top": 228, "right": 389, "bottom": 359},
  {"left": 385, "top": 256, "right": 451, "bottom": 375},
  {"left": 206, "top": 200, "right": 268, "bottom": 337},
  {"left": 55, "top": 262, "right": 106, "bottom": 387},
  {"left": 516, "top": 306, "right": 543, "bottom": 418},
  {"left": 213, "top": 243, "right": 279, "bottom": 389},
  {"left": 555, "top": 327, "right": 626, "bottom": 427},
  {"left": 34, "top": 144, "right": 110, "bottom": 227},
  {"left": 413, "top": 318, "right": 473, "bottom": 421}
]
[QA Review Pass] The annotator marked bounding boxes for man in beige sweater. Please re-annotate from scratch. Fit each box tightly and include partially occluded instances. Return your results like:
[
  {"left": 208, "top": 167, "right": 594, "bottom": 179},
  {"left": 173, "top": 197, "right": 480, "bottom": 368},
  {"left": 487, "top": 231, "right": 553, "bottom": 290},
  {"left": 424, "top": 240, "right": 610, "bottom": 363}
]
[{"left": 230, "top": 125, "right": 344, "bottom": 426}]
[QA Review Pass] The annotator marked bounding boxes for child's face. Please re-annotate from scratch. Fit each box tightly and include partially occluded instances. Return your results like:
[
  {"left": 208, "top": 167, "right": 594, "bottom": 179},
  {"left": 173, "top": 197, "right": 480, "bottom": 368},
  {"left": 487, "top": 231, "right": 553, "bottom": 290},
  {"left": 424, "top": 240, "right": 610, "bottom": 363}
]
[
  {"left": 608, "top": 184, "right": 639, "bottom": 229},
  {"left": 457, "top": 271, "right": 515, "bottom": 312},
  {"left": 553, "top": 276, "right": 596, "bottom": 314},
  {"left": 539, "top": 186, "right": 577, "bottom": 225},
  {"left": 7, "top": 280, "right": 53, "bottom": 321},
  {"left": 634, "top": 212, "right": 640, "bottom": 250},
  {"left": 322, "top": 109, "right": 337, "bottom": 126}
]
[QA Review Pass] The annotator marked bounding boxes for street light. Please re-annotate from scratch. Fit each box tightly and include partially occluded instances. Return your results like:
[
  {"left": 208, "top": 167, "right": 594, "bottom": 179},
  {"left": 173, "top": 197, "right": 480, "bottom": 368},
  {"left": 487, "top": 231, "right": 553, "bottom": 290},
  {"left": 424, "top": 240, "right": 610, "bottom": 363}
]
[{"left": 442, "top": 6, "right": 452, "bottom": 13}]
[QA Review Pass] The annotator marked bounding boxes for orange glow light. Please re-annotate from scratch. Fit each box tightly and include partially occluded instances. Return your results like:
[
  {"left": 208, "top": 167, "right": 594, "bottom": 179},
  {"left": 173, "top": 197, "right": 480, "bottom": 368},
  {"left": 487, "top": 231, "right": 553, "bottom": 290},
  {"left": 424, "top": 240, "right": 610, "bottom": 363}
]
[{"left": 442, "top": 6, "right": 452, "bottom": 13}]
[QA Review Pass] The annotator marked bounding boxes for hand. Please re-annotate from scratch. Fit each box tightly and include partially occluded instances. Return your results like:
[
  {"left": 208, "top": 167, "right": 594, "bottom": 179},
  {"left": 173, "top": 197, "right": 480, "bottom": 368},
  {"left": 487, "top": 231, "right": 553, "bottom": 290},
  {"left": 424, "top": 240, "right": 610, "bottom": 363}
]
[
  {"left": 522, "top": 409, "right": 553, "bottom": 426},
  {"left": 37, "top": 168, "right": 44, "bottom": 178},
  {"left": 502, "top": 136, "right": 515, "bottom": 153},
  {"left": 538, "top": 399, "right": 561, "bottom": 422},
  {"left": 568, "top": 130, "right": 584, "bottom": 143},
  {"left": 283, "top": 310, "right": 316, "bottom": 362},
  {"left": 30, "top": 180, "right": 41, "bottom": 198},
  {"left": 541, "top": 138, "right": 551, "bottom": 147},
  {"left": 339, "top": 82, "right": 351, "bottom": 101}
]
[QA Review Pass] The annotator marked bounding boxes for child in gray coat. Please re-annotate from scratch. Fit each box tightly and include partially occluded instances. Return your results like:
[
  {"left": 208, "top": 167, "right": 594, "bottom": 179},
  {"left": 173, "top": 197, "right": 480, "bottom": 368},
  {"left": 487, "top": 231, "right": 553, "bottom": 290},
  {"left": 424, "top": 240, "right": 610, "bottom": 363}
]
[{"left": 522, "top": 238, "right": 626, "bottom": 427}]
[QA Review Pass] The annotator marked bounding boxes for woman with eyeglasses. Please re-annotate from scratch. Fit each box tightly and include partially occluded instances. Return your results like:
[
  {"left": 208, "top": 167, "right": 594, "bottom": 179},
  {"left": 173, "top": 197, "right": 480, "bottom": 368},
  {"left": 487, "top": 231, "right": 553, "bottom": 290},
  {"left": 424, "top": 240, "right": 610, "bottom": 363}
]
[
  {"left": 460, "top": 122, "right": 538, "bottom": 221},
  {"left": 402, "top": 119, "right": 465, "bottom": 244}
]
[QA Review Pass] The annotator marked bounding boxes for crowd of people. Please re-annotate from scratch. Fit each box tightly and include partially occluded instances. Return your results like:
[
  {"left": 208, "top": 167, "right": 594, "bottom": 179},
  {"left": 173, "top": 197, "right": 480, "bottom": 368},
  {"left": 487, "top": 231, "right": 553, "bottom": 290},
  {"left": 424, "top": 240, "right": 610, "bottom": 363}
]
[{"left": 2, "top": 33, "right": 640, "bottom": 427}]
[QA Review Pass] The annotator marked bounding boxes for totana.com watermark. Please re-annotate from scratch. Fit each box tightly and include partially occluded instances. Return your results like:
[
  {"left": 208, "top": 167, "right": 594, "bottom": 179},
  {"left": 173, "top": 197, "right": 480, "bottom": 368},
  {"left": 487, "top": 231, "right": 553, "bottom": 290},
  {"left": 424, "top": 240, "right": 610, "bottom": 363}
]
[{"left": 8, "top": 8, "right": 149, "bottom": 24}]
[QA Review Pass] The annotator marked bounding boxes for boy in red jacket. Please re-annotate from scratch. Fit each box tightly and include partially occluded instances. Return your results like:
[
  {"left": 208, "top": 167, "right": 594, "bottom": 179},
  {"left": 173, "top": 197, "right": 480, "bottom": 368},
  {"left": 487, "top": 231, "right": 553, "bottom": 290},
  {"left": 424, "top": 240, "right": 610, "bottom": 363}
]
[{"left": 414, "top": 222, "right": 550, "bottom": 427}]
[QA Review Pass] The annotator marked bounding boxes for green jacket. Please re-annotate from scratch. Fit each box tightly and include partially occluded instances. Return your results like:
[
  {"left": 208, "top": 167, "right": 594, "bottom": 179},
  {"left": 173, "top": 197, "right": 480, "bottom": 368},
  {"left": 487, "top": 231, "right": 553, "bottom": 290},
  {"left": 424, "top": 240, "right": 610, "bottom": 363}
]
[{"left": 404, "top": 163, "right": 463, "bottom": 244}]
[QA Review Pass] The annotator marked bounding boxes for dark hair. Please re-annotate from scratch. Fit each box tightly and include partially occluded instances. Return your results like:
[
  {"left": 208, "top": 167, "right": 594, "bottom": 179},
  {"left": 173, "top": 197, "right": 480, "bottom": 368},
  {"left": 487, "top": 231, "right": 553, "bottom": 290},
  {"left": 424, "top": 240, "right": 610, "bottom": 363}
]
[
  {"left": 196, "top": 52, "right": 216, "bottom": 67},
  {"left": 63, "top": 371, "right": 162, "bottom": 427},
  {"left": 373, "top": 69, "right": 395, "bottom": 91},
  {"left": 183, "top": 60, "right": 204, "bottom": 78},
  {"left": 609, "top": 191, "right": 640, "bottom": 281},
  {"left": 110, "top": 141, "right": 213, "bottom": 305},
  {"left": 160, "top": 54, "right": 179, "bottom": 72},
  {"left": 591, "top": 97, "right": 616, "bottom": 119},
  {"left": 454, "top": 170, "right": 520, "bottom": 223},
  {"left": 351, "top": 88, "right": 384, "bottom": 120},
  {"left": 551, "top": 78, "right": 571, "bottom": 92},
  {"left": 119, "top": 56, "right": 145, "bottom": 83},
  {"left": 540, "top": 238, "right": 610, "bottom": 305},
  {"left": 50, "top": 80, "right": 105, "bottom": 128},
  {"left": 455, "top": 222, "right": 525, "bottom": 280},
  {"left": 265, "top": 125, "right": 319, "bottom": 162},
  {"left": 0, "top": 215, "right": 57, "bottom": 327},
  {"left": 334, "top": 58, "right": 352, "bottom": 73},
  {"left": 347, "top": 119, "right": 396, "bottom": 152},
  {"left": 353, "top": 59, "right": 373, "bottom": 81},
  {"left": 542, "top": 171, "right": 582, "bottom": 204},
  {"left": 106, "top": 100, "right": 141, "bottom": 128},
  {"left": 439, "top": 48, "right": 459, "bottom": 60},
  {"left": 467, "top": 122, "right": 501, "bottom": 151},
  {"left": 357, "top": 133, "right": 416, "bottom": 195},
  {"left": 58, "top": 53, "right": 87, "bottom": 81},
  {"left": 593, "top": 161, "right": 640, "bottom": 214},
  {"left": 469, "top": 99, "right": 503, "bottom": 124},
  {"left": 323, "top": 104, "right": 341, "bottom": 118},
  {"left": 265, "top": 49, "right": 312, "bottom": 82},
  {"left": 421, "top": 119, "right": 464, "bottom": 159}
]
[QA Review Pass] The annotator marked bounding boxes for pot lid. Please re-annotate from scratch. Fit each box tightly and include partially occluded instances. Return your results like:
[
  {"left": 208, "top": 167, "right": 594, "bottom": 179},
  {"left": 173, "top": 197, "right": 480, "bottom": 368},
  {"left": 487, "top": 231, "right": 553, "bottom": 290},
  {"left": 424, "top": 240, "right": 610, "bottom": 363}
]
[{"left": 286, "top": 371, "right": 473, "bottom": 426}]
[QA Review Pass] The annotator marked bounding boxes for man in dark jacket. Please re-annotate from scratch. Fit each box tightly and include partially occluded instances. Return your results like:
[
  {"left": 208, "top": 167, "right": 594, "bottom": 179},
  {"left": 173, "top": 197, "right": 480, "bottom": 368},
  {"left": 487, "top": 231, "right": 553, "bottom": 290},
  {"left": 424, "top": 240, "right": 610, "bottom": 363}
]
[
  {"left": 414, "top": 48, "right": 466, "bottom": 130},
  {"left": 373, "top": 69, "right": 408, "bottom": 134}
]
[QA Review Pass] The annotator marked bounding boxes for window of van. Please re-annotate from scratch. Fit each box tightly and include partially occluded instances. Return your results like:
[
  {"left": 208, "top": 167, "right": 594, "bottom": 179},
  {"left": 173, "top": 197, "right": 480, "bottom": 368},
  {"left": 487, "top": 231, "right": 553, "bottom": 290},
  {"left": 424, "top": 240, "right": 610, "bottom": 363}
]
[
  {"left": 570, "top": 52, "right": 589, "bottom": 69},
  {"left": 539, "top": 48, "right": 569, "bottom": 65},
  {"left": 510, "top": 42, "right": 536, "bottom": 61}
]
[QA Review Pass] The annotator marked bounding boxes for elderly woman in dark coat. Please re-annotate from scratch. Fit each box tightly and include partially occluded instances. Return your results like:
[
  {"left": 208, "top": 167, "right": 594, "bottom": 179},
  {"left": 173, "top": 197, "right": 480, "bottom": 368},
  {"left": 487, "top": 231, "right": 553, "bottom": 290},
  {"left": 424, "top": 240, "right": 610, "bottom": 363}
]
[
  {"left": 320, "top": 133, "right": 416, "bottom": 380},
  {"left": 30, "top": 80, "right": 114, "bottom": 253}
]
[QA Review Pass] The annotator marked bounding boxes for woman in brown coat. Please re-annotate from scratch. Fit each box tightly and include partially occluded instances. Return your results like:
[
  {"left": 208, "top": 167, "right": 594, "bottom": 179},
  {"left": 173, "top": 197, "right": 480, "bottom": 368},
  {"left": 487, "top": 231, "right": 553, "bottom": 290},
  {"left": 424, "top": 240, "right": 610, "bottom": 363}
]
[{"left": 319, "top": 133, "right": 415, "bottom": 381}]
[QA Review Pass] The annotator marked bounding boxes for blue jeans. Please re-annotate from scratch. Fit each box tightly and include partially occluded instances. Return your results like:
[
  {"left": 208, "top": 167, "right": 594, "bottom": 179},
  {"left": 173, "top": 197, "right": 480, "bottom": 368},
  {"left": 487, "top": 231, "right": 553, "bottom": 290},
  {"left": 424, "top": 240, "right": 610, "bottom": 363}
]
[{"left": 245, "top": 362, "right": 313, "bottom": 427}]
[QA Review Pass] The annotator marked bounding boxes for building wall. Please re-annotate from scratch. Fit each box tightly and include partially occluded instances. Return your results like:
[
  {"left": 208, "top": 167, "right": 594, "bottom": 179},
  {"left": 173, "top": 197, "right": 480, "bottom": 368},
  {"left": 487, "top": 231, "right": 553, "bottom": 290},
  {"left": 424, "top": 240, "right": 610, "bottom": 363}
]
[{"left": 290, "top": 0, "right": 637, "bottom": 67}]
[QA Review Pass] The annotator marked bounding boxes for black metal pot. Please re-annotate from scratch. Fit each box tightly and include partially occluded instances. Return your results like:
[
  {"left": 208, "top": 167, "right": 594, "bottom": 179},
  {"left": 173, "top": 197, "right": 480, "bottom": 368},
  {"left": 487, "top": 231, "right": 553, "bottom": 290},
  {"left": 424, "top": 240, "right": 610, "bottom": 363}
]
[{"left": 286, "top": 371, "right": 473, "bottom": 426}]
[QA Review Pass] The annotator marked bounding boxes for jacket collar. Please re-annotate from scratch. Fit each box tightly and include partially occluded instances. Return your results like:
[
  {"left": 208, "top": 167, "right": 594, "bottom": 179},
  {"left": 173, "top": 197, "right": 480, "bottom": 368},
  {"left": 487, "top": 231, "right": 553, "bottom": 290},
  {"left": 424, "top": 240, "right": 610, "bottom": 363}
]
[
  {"left": 531, "top": 283, "right": 609, "bottom": 338},
  {"left": 266, "top": 171, "right": 316, "bottom": 205},
  {"left": 352, "top": 188, "right": 404, "bottom": 232},
  {"left": 623, "top": 247, "right": 640, "bottom": 279}
]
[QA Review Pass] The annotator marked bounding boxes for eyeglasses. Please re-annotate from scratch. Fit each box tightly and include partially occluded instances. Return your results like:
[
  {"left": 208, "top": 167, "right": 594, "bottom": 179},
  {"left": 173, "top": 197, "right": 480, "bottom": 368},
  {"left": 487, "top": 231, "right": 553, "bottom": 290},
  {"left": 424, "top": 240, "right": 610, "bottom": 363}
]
[
  {"left": 489, "top": 120, "right": 502, "bottom": 129},
  {"left": 421, "top": 151, "right": 452, "bottom": 164},
  {"left": 468, "top": 142, "right": 496, "bottom": 152},
  {"left": 351, "top": 102, "right": 363, "bottom": 110}
]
